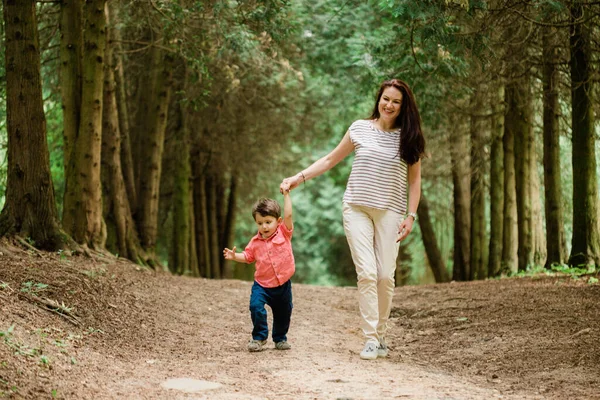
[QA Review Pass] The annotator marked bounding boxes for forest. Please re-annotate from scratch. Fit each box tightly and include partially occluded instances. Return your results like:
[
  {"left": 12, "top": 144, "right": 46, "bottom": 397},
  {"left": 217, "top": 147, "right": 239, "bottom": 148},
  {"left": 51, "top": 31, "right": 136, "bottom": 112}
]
[{"left": 1, "top": 0, "right": 600, "bottom": 286}]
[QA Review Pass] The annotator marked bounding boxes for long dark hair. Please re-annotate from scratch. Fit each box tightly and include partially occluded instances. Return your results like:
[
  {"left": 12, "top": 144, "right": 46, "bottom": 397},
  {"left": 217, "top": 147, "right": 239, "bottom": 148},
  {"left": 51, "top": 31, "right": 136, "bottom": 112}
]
[{"left": 369, "top": 79, "right": 425, "bottom": 165}]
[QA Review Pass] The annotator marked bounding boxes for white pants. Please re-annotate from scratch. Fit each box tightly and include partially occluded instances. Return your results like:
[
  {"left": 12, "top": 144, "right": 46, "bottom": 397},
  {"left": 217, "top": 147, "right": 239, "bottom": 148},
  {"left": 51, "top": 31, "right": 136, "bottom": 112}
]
[{"left": 342, "top": 202, "right": 403, "bottom": 345}]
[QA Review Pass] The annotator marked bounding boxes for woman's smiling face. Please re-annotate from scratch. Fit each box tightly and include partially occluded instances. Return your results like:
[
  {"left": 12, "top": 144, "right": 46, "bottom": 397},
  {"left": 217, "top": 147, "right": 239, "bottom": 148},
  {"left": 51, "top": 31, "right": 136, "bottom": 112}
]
[{"left": 377, "top": 86, "right": 403, "bottom": 124}]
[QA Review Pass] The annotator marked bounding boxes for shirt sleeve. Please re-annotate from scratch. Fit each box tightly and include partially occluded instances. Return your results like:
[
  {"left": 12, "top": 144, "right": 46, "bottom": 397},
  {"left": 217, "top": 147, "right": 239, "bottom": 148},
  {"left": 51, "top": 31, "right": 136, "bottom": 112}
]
[
  {"left": 279, "top": 222, "right": 293, "bottom": 240},
  {"left": 243, "top": 240, "right": 255, "bottom": 263},
  {"left": 348, "top": 120, "right": 359, "bottom": 146}
]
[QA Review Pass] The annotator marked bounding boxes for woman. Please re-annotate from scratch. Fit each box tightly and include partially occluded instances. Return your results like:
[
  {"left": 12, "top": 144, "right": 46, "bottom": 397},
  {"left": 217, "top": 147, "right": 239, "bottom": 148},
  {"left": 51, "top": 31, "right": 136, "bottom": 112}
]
[{"left": 280, "top": 79, "right": 425, "bottom": 360}]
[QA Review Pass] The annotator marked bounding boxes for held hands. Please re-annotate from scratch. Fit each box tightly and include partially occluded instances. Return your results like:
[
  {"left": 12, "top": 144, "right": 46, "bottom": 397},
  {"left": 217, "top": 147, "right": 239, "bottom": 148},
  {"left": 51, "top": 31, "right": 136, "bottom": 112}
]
[
  {"left": 279, "top": 174, "right": 302, "bottom": 194},
  {"left": 223, "top": 246, "right": 236, "bottom": 260},
  {"left": 396, "top": 217, "right": 415, "bottom": 242}
]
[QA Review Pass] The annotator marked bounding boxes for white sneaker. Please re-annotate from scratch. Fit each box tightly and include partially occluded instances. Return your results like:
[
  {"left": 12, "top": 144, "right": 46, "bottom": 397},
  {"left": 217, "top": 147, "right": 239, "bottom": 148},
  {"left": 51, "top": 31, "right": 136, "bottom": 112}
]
[
  {"left": 360, "top": 342, "right": 378, "bottom": 360},
  {"left": 247, "top": 339, "right": 267, "bottom": 352},
  {"left": 377, "top": 342, "right": 389, "bottom": 357}
]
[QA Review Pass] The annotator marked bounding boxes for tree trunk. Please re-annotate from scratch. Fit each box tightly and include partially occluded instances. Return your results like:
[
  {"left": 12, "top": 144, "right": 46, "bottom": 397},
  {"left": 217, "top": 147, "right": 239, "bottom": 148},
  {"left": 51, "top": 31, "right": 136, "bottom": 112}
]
[
  {"left": 502, "top": 84, "right": 519, "bottom": 274},
  {"left": 197, "top": 173, "right": 211, "bottom": 277},
  {"left": 417, "top": 196, "right": 450, "bottom": 283},
  {"left": 111, "top": 3, "right": 136, "bottom": 212},
  {"left": 0, "top": 0, "right": 66, "bottom": 250},
  {"left": 488, "top": 86, "right": 504, "bottom": 278},
  {"left": 101, "top": 3, "right": 144, "bottom": 263},
  {"left": 62, "top": 0, "right": 107, "bottom": 249},
  {"left": 531, "top": 152, "right": 546, "bottom": 267},
  {"left": 449, "top": 113, "right": 470, "bottom": 281},
  {"left": 131, "top": 53, "right": 154, "bottom": 205},
  {"left": 221, "top": 175, "right": 238, "bottom": 279},
  {"left": 568, "top": 3, "right": 600, "bottom": 266},
  {"left": 188, "top": 186, "right": 200, "bottom": 277},
  {"left": 511, "top": 74, "right": 534, "bottom": 271},
  {"left": 169, "top": 91, "right": 193, "bottom": 275},
  {"left": 136, "top": 47, "right": 173, "bottom": 256},
  {"left": 206, "top": 173, "right": 221, "bottom": 279},
  {"left": 216, "top": 175, "right": 226, "bottom": 275},
  {"left": 470, "top": 89, "right": 486, "bottom": 280},
  {"left": 59, "top": 0, "right": 83, "bottom": 176},
  {"left": 542, "top": 26, "right": 567, "bottom": 268}
]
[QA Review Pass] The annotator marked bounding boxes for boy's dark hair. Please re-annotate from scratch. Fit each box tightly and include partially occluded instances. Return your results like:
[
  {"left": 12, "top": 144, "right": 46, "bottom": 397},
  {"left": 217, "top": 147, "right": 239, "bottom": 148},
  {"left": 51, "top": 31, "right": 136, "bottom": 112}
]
[{"left": 252, "top": 198, "right": 281, "bottom": 220}]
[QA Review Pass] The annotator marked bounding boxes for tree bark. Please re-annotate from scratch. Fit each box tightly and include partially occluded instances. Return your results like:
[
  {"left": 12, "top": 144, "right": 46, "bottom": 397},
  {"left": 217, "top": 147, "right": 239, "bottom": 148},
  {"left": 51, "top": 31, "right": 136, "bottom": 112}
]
[
  {"left": 502, "top": 84, "right": 519, "bottom": 274},
  {"left": 542, "top": 26, "right": 567, "bottom": 268},
  {"left": 169, "top": 91, "right": 193, "bottom": 275},
  {"left": 101, "top": 3, "right": 144, "bottom": 263},
  {"left": 511, "top": 74, "right": 534, "bottom": 271},
  {"left": 111, "top": 3, "right": 136, "bottom": 212},
  {"left": 188, "top": 186, "right": 200, "bottom": 277},
  {"left": 197, "top": 173, "right": 211, "bottom": 277},
  {"left": 62, "top": 0, "right": 107, "bottom": 249},
  {"left": 417, "top": 196, "right": 450, "bottom": 283},
  {"left": 568, "top": 3, "right": 600, "bottom": 266},
  {"left": 136, "top": 47, "right": 173, "bottom": 256},
  {"left": 206, "top": 173, "right": 221, "bottom": 279},
  {"left": 221, "top": 175, "right": 238, "bottom": 279},
  {"left": 531, "top": 151, "right": 547, "bottom": 267},
  {"left": 131, "top": 51, "right": 154, "bottom": 205},
  {"left": 449, "top": 112, "right": 470, "bottom": 281},
  {"left": 59, "top": 0, "right": 83, "bottom": 175},
  {"left": 488, "top": 86, "right": 504, "bottom": 278},
  {"left": 0, "top": 0, "right": 66, "bottom": 250},
  {"left": 470, "top": 89, "right": 486, "bottom": 280}
]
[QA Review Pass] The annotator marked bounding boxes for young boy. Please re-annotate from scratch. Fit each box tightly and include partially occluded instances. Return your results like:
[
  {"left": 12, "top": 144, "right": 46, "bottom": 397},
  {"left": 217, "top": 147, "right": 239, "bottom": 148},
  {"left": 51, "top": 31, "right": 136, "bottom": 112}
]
[{"left": 223, "top": 192, "right": 294, "bottom": 352}]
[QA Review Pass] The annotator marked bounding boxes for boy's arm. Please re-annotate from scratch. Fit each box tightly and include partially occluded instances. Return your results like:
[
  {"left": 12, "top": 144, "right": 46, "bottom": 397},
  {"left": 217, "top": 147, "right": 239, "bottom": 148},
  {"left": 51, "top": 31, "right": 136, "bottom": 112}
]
[
  {"left": 283, "top": 191, "right": 293, "bottom": 231},
  {"left": 223, "top": 246, "right": 248, "bottom": 263}
]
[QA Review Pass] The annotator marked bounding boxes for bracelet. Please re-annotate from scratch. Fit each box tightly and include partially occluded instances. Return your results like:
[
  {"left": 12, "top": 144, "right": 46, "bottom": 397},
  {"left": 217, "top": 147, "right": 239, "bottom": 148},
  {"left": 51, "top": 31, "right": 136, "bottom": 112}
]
[
  {"left": 407, "top": 211, "right": 418, "bottom": 221},
  {"left": 299, "top": 172, "right": 306, "bottom": 184}
]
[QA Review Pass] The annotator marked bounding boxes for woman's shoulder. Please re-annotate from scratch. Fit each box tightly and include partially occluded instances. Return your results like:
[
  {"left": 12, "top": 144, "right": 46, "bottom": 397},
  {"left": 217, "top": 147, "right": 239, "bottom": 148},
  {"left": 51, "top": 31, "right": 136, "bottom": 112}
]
[{"left": 349, "top": 119, "right": 373, "bottom": 131}]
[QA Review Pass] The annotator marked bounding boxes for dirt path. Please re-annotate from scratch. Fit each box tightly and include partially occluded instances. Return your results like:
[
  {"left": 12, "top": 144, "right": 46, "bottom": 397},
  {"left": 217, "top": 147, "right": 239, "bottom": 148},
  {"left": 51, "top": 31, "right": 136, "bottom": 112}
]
[
  {"left": 1, "top": 246, "right": 598, "bottom": 399},
  {"left": 56, "top": 280, "right": 528, "bottom": 400}
]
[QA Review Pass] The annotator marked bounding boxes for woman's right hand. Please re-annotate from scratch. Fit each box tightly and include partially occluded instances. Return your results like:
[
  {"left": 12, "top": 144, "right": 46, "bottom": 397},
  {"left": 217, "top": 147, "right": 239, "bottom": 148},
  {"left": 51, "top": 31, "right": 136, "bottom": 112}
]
[{"left": 280, "top": 174, "right": 302, "bottom": 194}]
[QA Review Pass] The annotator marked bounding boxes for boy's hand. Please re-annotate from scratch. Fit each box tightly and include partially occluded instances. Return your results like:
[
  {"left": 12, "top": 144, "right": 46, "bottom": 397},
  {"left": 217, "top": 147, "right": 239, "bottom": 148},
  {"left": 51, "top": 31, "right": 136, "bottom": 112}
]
[
  {"left": 280, "top": 174, "right": 301, "bottom": 194},
  {"left": 223, "top": 246, "right": 236, "bottom": 260}
]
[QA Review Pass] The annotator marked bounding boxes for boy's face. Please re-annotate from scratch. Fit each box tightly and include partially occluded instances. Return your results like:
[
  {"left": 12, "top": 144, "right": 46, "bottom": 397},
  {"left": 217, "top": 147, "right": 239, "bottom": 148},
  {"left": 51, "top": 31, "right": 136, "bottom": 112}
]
[{"left": 255, "top": 214, "right": 281, "bottom": 238}]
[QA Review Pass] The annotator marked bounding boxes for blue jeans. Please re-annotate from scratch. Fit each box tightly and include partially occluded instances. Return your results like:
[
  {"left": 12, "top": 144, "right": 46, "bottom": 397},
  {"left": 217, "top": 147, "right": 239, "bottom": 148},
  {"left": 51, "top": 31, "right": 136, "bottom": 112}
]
[{"left": 249, "top": 280, "right": 293, "bottom": 342}]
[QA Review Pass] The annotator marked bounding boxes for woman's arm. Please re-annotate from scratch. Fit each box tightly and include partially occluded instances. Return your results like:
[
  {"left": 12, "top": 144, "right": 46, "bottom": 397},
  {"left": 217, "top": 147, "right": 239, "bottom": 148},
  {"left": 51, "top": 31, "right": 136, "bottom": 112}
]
[
  {"left": 396, "top": 159, "right": 422, "bottom": 242},
  {"left": 280, "top": 130, "right": 354, "bottom": 192}
]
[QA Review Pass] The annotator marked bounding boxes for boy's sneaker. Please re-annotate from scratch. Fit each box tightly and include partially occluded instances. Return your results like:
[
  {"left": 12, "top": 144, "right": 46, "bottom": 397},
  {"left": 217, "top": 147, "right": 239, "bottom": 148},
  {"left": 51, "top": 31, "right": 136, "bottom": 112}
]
[
  {"left": 359, "top": 342, "right": 378, "bottom": 360},
  {"left": 377, "top": 342, "right": 389, "bottom": 357},
  {"left": 275, "top": 341, "right": 292, "bottom": 350},
  {"left": 247, "top": 339, "right": 267, "bottom": 352}
]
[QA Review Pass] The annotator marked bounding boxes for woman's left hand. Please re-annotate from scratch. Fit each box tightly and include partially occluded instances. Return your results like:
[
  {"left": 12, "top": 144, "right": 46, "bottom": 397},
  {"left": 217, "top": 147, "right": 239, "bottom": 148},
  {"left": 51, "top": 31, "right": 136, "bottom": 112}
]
[{"left": 396, "top": 217, "right": 415, "bottom": 242}]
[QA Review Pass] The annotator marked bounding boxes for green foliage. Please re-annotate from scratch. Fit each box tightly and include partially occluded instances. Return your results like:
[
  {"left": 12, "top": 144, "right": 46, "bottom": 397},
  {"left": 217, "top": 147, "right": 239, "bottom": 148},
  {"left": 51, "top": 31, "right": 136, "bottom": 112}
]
[
  {"left": 0, "top": 325, "right": 40, "bottom": 357},
  {"left": 20, "top": 281, "right": 48, "bottom": 295},
  {"left": 510, "top": 263, "right": 598, "bottom": 285},
  {"left": 549, "top": 263, "right": 596, "bottom": 278},
  {"left": 39, "top": 355, "right": 50, "bottom": 367}
]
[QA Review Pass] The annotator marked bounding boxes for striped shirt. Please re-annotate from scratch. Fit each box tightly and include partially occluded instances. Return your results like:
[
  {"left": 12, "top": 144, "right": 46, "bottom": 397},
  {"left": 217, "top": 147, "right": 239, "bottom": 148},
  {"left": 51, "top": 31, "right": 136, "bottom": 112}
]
[{"left": 342, "top": 119, "right": 408, "bottom": 215}]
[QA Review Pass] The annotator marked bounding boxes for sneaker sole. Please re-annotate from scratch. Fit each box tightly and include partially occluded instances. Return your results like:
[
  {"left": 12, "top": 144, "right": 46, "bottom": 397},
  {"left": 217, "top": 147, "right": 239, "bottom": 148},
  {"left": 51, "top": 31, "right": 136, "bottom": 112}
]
[
  {"left": 359, "top": 353, "right": 378, "bottom": 360},
  {"left": 248, "top": 348, "right": 264, "bottom": 352}
]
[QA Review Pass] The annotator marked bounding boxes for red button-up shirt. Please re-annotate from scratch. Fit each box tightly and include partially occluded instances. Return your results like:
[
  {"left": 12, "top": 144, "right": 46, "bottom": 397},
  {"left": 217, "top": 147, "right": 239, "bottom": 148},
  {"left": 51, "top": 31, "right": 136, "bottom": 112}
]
[{"left": 243, "top": 223, "right": 295, "bottom": 288}]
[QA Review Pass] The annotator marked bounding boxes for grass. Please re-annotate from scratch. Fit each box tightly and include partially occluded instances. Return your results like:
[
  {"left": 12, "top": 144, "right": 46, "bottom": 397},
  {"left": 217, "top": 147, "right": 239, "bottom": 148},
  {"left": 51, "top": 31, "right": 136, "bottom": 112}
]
[
  {"left": 20, "top": 281, "right": 48, "bottom": 294},
  {"left": 510, "top": 263, "right": 599, "bottom": 284}
]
